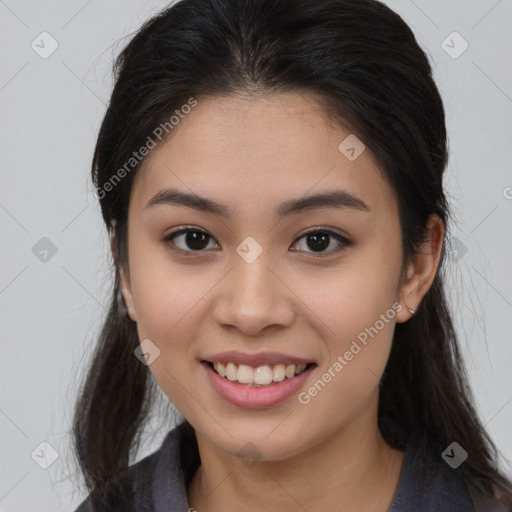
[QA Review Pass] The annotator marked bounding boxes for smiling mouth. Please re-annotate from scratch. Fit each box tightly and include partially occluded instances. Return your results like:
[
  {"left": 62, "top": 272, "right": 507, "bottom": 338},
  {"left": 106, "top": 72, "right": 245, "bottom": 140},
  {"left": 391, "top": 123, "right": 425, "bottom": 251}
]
[{"left": 203, "top": 361, "right": 316, "bottom": 387}]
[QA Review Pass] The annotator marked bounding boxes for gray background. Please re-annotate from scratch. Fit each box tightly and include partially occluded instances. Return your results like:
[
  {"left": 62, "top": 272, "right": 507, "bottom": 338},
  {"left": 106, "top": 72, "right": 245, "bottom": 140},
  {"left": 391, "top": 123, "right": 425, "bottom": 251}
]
[{"left": 1, "top": 0, "right": 511, "bottom": 510}]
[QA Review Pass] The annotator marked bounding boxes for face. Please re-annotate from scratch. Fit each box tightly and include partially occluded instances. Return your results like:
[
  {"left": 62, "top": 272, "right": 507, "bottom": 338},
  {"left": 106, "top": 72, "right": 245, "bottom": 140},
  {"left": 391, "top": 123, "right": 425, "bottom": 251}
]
[{"left": 120, "top": 92, "right": 413, "bottom": 461}]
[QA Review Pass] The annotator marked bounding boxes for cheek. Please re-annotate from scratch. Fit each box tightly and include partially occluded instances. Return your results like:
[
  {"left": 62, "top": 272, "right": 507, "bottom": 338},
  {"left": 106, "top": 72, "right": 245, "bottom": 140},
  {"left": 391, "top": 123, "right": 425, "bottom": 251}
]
[
  {"left": 299, "top": 298, "right": 398, "bottom": 432},
  {"left": 127, "top": 232, "right": 207, "bottom": 337},
  {"left": 294, "top": 248, "right": 400, "bottom": 404},
  {"left": 133, "top": 274, "right": 203, "bottom": 339},
  {"left": 127, "top": 252, "right": 213, "bottom": 420},
  {"left": 297, "top": 255, "right": 400, "bottom": 351}
]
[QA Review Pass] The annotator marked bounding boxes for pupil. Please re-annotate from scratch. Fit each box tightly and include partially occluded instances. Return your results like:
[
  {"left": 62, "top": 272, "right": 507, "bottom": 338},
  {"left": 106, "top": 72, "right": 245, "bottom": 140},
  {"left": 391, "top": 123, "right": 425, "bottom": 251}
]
[
  {"left": 186, "top": 231, "right": 209, "bottom": 250},
  {"left": 308, "top": 232, "right": 329, "bottom": 252}
]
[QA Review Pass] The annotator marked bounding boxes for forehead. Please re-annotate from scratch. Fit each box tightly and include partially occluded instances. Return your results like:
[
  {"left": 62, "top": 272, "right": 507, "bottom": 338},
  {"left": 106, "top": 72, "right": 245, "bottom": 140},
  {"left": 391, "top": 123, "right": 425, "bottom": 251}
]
[{"left": 130, "top": 92, "right": 397, "bottom": 218}]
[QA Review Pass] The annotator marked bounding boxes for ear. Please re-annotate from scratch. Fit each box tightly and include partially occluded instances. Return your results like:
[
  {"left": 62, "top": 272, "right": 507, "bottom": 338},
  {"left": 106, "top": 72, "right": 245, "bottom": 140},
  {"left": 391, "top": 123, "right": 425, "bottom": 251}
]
[
  {"left": 110, "top": 227, "right": 138, "bottom": 322},
  {"left": 395, "top": 213, "right": 444, "bottom": 323}
]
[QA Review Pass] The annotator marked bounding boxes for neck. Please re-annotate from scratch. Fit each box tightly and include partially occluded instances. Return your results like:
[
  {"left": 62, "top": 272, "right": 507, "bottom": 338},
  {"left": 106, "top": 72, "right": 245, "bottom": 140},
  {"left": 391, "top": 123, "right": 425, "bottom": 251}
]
[{"left": 187, "top": 394, "right": 405, "bottom": 512}]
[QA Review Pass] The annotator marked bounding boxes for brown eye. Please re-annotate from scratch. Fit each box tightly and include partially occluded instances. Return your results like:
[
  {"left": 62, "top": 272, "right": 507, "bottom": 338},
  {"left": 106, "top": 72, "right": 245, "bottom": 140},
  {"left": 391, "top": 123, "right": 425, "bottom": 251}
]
[
  {"left": 163, "top": 228, "right": 219, "bottom": 252},
  {"left": 162, "top": 226, "right": 351, "bottom": 257},
  {"left": 290, "top": 229, "right": 351, "bottom": 257}
]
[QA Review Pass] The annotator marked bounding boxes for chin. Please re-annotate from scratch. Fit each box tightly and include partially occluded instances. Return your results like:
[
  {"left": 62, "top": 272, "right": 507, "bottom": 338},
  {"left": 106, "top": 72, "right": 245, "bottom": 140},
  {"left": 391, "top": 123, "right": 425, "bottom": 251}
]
[{"left": 205, "top": 422, "right": 316, "bottom": 463}]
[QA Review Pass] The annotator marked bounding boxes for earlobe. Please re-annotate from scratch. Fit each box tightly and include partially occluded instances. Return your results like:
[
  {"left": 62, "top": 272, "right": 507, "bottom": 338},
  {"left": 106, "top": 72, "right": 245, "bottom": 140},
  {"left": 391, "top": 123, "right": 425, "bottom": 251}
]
[
  {"left": 396, "top": 298, "right": 417, "bottom": 323},
  {"left": 404, "top": 304, "right": 416, "bottom": 315}
]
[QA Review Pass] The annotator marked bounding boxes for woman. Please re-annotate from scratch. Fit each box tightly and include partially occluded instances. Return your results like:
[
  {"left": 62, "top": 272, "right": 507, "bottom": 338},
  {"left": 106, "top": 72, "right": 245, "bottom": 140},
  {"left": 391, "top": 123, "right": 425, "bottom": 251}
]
[{"left": 72, "top": 0, "right": 512, "bottom": 510}]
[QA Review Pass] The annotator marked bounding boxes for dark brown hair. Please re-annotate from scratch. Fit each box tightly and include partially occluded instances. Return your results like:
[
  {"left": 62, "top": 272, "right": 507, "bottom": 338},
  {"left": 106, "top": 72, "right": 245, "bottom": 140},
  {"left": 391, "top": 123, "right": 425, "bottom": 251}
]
[{"left": 72, "top": 0, "right": 512, "bottom": 508}]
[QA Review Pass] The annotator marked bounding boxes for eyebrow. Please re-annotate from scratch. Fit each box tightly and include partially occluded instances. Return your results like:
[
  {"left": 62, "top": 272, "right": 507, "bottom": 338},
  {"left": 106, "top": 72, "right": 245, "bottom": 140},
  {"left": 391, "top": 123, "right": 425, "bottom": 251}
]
[{"left": 145, "top": 186, "right": 370, "bottom": 218}]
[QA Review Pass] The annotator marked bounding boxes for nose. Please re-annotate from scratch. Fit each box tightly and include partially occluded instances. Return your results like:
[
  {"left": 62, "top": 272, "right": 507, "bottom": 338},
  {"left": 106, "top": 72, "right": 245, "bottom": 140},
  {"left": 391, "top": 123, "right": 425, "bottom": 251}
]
[{"left": 211, "top": 248, "right": 295, "bottom": 337}]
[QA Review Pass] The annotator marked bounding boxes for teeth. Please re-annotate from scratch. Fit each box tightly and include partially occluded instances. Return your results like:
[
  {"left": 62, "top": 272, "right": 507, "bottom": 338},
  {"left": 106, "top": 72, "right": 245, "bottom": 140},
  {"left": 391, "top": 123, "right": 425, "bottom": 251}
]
[
  {"left": 225, "top": 362, "right": 238, "bottom": 381},
  {"left": 238, "top": 364, "right": 254, "bottom": 384},
  {"left": 295, "top": 363, "right": 307, "bottom": 375},
  {"left": 211, "top": 361, "right": 310, "bottom": 386},
  {"left": 285, "top": 364, "right": 296, "bottom": 378},
  {"left": 254, "top": 365, "right": 273, "bottom": 385},
  {"left": 216, "top": 362, "right": 226, "bottom": 377},
  {"left": 273, "top": 364, "right": 286, "bottom": 382}
]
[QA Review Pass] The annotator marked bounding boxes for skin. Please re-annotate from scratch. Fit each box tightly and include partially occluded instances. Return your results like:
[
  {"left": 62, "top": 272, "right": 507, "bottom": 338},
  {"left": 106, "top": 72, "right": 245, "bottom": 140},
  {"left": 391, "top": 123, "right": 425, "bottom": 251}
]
[{"left": 117, "top": 91, "right": 444, "bottom": 512}]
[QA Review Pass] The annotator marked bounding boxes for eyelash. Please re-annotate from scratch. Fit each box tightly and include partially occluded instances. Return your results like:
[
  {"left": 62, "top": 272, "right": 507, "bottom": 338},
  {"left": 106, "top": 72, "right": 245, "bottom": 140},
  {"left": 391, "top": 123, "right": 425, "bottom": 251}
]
[{"left": 161, "top": 226, "right": 352, "bottom": 258}]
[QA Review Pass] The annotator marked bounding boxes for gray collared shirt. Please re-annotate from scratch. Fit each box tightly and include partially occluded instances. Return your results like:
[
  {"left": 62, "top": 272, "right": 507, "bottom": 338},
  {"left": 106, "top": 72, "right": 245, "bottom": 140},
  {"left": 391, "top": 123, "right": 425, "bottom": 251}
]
[{"left": 73, "top": 422, "right": 508, "bottom": 511}]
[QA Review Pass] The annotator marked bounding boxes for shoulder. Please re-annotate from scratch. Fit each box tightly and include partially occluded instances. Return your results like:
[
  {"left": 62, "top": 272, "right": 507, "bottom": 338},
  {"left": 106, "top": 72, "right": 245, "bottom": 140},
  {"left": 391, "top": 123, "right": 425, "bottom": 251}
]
[
  {"left": 389, "top": 438, "right": 507, "bottom": 512},
  {"left": 72, "top": 426, "right": 186, "bottom": 512},
  {"left": 73, "top": 448, "right": 161, "bottom": 512}
]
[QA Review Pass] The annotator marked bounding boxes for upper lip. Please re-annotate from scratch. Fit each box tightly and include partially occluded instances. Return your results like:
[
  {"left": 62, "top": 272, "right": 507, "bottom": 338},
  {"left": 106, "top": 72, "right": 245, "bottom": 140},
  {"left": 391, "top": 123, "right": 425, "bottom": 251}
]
[{"left": 202, "top": 351, "right": 315, "bottom": 367}]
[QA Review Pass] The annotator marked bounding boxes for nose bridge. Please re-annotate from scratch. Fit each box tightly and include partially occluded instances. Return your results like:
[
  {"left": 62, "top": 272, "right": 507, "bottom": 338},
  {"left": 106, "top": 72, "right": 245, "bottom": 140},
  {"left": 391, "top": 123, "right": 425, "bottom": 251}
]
[
  {"left": 234, "top": 244, "right": 275, "bottom": 297},
  {"left": 212, "top": 238, "right": 294, "bottom": 335}
]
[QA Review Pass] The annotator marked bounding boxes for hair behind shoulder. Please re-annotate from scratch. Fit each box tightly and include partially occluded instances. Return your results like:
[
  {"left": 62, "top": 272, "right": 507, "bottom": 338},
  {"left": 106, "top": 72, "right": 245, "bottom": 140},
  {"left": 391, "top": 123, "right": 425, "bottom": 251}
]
[{"left": 72, "top": 0, "right": 512, "bottom": 507}]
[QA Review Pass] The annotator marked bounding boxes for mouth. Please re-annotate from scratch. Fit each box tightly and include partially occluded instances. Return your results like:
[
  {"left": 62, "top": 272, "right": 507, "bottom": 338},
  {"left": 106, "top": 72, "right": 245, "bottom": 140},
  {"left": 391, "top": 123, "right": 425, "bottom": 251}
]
[
  {"left": 200, "top": 350, "right": 318, "bottom": 408},
  {"left": 203, "top": 360, "right": 316, "bottom": 388}
]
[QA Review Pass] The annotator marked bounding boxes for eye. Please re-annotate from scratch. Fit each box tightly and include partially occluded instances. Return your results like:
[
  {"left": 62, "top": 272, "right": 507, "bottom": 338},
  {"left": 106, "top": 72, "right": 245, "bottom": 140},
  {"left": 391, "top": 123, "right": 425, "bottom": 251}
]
[
  {"left": 162, "top": 227, "right": 219, "bottom": 253},
  {"left": 162, "top": 226, "right": 351, "bottom": 257},
  {"left": 290, "top": 228, "right": 351, "bottom": 257}
]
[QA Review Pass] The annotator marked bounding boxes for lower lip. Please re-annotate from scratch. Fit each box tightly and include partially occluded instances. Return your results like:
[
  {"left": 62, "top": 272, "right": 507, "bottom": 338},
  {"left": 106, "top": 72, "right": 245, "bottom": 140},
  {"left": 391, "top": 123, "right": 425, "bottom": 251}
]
[{"left": 202, "top": 362, "right": 315, "bottom": 408}]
